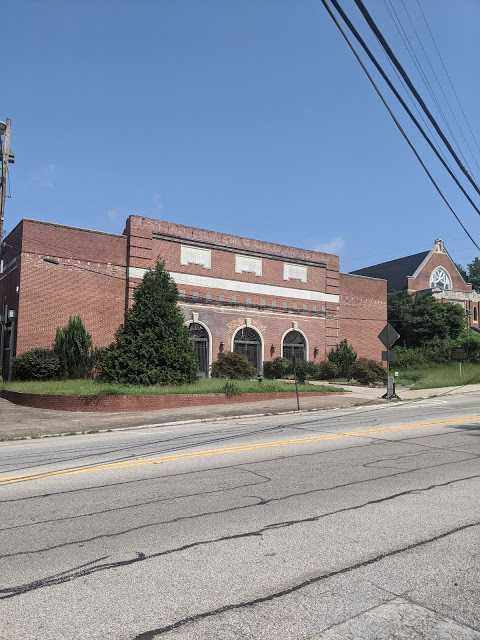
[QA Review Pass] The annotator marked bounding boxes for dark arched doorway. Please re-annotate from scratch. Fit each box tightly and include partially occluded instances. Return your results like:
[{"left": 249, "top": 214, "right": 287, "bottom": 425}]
[
  {"left": 189, "top": 322, "right": 209, "bottom": 376},
  {"left": 233, "top": 327, "right": 261, "bottom": 372},
  {"left": 282, "top": 330, "right": 306, "bottom": 362}
]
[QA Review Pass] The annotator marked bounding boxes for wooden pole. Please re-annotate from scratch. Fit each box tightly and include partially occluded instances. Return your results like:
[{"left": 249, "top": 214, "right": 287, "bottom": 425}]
[{"left": 0, "top": 118, "right": 11, "bottom": 241}]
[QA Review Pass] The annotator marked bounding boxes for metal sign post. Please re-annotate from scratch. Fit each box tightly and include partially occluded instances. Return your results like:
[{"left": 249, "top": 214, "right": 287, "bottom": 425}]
[
  {"left": 292, "top": 355, "right": 300, "bottom": 411},
  {"left": 451, "top": 347, "right": 468, "bottom": 378},
  {"left": 379, "top": 323, "right": 400, "bottom": 400}
]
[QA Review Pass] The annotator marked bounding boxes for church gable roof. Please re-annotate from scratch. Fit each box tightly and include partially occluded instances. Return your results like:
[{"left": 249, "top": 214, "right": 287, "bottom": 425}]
[{"left": 350, "top": 251, "right": 430, "bottom": 293}]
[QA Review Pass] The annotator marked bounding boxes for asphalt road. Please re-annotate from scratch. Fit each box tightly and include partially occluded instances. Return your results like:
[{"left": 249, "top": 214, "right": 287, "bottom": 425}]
[{"left": 1, "top": 395, "right": 479, "bottom": 639}]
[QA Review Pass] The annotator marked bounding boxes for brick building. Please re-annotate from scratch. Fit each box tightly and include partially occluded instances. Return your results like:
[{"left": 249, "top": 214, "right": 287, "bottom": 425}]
[
  {"left": 0, "top": 216, "right": 387, "bottom": 379},
  {"left": 351, "top": 238, "right": 480, "bottom": 328}
]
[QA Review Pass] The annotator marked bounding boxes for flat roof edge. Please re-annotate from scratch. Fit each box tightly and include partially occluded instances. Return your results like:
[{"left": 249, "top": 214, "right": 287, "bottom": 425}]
[
  {"left": 341, "top": 272, "right": 387, "bottom": 282},
  {"left": 22, "top": 218, "right": 126, "bottom": 239}
]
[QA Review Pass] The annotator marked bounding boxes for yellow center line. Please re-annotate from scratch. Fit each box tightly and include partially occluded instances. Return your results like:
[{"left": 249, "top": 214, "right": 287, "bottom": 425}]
[{"left": 1, "top": 414, "right": 479, "bottom": 486}]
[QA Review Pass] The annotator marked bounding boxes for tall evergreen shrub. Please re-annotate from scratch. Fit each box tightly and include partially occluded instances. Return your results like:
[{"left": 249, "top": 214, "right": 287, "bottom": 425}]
[
  {"left": 101, "top": 261, "right": 198, "bottom": 385},
  {"left": 53, "top": 316, "right": 93, "bottom": 379},
  {"left": 328, "top": 339, "right": 357, "bottom": 377}
]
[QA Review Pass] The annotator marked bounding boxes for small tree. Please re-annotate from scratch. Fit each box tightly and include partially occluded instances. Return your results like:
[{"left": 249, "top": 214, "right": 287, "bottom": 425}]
[
  {"left": 53, "top": 316, "right": 93, "bottom": 379},
  {"left": 101, "top": 261, "right": 198, "bottom": 385},
  {"left": 328, "top": 339, "right": 357, "bottom": 378}
]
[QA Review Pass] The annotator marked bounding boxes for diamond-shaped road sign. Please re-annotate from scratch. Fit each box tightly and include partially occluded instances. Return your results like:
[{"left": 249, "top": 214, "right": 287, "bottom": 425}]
[{"left": 378, "top": 323, "right": 400, "bottom": 349}]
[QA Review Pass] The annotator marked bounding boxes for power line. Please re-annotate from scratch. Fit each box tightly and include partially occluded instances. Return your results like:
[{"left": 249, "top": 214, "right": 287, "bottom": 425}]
[
  {"left": 324, "top": 0, "right": 480, "bottom": 219},
  {"left": 399, "top": 0, "right": 480, "bottom": 178},
  {"left": 416, "top": 0, "right": 480, "bottom": 160},
  {"left": 384, "top": 0, "right": 474, "bottom": 178},
  {"left": 321, "top": 0, "right": 480, "bottom": 252},
  {"left": 375, "top": 33, "right": 454, "bottom": 175},
  {"left": 352, "top": 0, "right": 480, "bottom": 199}
]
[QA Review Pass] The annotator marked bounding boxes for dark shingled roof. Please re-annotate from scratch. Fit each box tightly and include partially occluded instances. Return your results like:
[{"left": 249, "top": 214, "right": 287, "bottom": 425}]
[{"left": 350, "top": 251, "right": 430, "bottom": 293}]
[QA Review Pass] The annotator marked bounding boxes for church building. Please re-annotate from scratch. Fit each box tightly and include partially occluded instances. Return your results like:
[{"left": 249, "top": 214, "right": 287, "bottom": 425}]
[{"left": 351, "top": 238, "right": 480, "bottom": 328}]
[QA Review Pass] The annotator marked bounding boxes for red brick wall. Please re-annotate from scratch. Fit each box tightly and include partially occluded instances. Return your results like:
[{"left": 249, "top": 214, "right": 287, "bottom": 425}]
[
  {"left": 1, "top": 389, "right": 341, "bottom": 413},
  {"left": 339, "top": 273, "right": 387, "bottom": 361},
  {"left": 407, "top": 252, "right": 471, "bottom": 293},
  {"left": 126, "top": 214, "right": 339, "bottom": 305},
  {"left": 126, "top": 215, "right": 342, "bottom": 365},
  {"left": 180, "top": 302, "right": 329, "bottom": 362},
  {"left": 14, "top": 221, "right": 127, "bottom": 355},
  {"left": 1, "top": 216, "right": 388, "bottom": 376}
]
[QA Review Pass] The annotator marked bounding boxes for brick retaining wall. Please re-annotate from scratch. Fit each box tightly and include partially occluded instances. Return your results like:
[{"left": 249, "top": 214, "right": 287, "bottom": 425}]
[{"left": 0, "top": 390, "right": 342, "bottom": 413}]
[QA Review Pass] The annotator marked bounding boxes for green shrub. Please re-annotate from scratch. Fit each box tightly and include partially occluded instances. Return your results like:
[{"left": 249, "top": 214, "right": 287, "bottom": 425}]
[
  {"left": 221, "top": 380, "right": 241, "bottom": 396},
  {"left": 394, "top": 337, "right": 456, "bottom": 367},
  {"left": 388, "top": 292, "right": 465, "bottom": 347},
  {"left": 393, "top": 332, "right": 480, "bottom": 369},
  {"left": 314, "top": 361, "right": 340, "bottom": 380},
  {"left": 292, "top": 359, "right": 310, "bottom": 384},
  {"left": 210, "top": 352, "right": 256, "bottom": 379},
  {"left": 263, "top": 357, "right": 292, "bottom": 379},
  {"left": 54, "top": 316, "right": 94, "bottom": 379},
  {"left": 348, "top": 358, "right": 386, "bottom": 384},
  {"left": 455, "top": 330, "right": 480, "bottom": 363},
  {"left": 12, "top": 348, "right": 60, "bottom": 381},
  {"left": 328, "top": 339, "right": 357, "bottom": 377}
]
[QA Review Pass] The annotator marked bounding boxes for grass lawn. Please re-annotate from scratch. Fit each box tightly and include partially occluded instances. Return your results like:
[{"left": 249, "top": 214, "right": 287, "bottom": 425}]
[
  {"left": 395, "top": 363, "right": 480, "bottom": 390},
  {"left": 1, "top": 378, "right": 345, "bottom": 397}
]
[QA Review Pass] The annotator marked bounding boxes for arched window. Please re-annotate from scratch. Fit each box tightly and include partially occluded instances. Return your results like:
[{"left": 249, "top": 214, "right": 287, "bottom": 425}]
[
  {"left": 430, "top": 268, "right": 451, "bottom": 290},
  {"left": 189, "top": 322, "right": 209, "bottom": 376},
  {"left": 282, "top": 330, "right": 306, "bottom": 362},
  {"left": 233, "top": 327, "right": 261, "bottom": 371}
]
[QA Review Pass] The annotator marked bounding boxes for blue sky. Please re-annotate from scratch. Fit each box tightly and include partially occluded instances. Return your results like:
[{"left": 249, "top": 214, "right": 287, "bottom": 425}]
[{"left": 3, "top": 0, "right": 480, "bottom": 272}]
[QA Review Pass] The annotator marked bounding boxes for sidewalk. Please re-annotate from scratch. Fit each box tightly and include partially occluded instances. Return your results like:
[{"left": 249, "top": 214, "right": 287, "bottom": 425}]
[{"left": 1, "top": 382, "right": 479, "bottom": 440}]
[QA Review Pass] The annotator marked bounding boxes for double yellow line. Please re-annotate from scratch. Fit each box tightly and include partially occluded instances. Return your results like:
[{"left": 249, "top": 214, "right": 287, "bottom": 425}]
[{"left": 1, "top": 415, "right": 478, "bottom": 486}]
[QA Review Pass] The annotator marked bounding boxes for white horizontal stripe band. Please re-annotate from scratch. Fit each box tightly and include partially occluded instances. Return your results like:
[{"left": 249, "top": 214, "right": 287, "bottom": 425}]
[{"left": 128, "top": 267, "right": 339, "bottom": 303}]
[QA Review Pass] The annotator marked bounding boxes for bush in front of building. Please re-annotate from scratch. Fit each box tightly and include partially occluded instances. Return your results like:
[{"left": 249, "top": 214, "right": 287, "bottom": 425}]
[
  {"left": 313, "top": 361, "right": 340, "bottom": 380},
  {"left": 210, "top": 352, "right": 256, "bottom": 380},
  {"left": 101, "top": 261, "right": 198, "bottom": 385},
  {"left": 328, "top": 339, "right": 357, "bottom": 377},
  {"left": 348, "top": 358, "right": 386, "bottom": 385},
  {"left": 263, "top": 357, "right": 292, "bottom": 379},
  {"left": 292, "top": 359, "right": 311, "bottom": 384},
  {"left": 393, "top": 330, "right": 480, "bottom": 368},
  {"left": 456, "top": 330, "right": 480, "bottom": 363},
  {"left": 388, "top": 291, "right": 465, "bottom": 347},
  {"left": 54, "top": 316, "right": 94, "bottom": 379},
  {"left": 12, "top": 348, "right": 61, "bottom": 381},
  {"left": 263, "top": 359, "right": 340, "bottom": 382},
  {"left": 393, "top": 338, "right": 454, "bottom": 367}
]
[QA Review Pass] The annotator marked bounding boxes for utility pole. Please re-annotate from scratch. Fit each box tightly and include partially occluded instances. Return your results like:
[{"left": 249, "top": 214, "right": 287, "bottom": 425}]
[{"left": 0, "top": 118, "right": 12, "bottom": 242}]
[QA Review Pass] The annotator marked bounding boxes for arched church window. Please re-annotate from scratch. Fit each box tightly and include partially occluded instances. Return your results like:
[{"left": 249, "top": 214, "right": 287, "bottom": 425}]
[
  {"left": 233, "top": 327, "right": 261, "bottom": 372},
  {"left": 430, "top": 268, "right": 451, "bottom": 290},
  {"left": 282, "top": 330, "right": 306, "bottom": 362}
]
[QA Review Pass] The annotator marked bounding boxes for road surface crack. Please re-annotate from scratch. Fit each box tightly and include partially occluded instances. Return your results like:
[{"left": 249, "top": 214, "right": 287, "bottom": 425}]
[{"left": 132, "top": 520, "right": 480, "bottom": 638}]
